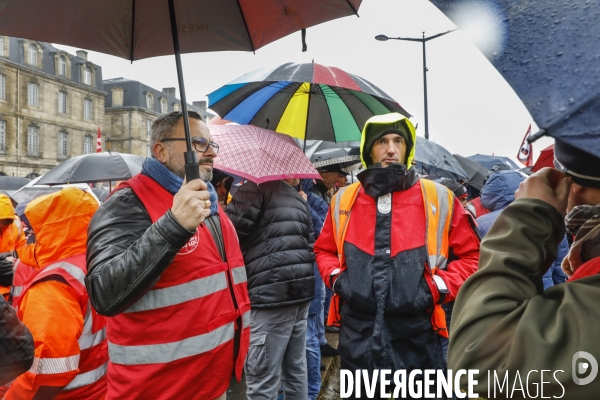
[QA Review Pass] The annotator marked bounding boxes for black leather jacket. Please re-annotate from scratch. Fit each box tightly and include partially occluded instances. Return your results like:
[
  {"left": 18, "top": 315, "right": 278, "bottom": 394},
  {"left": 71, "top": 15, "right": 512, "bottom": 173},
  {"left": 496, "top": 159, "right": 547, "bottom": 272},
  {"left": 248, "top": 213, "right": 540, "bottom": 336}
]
[{"left": 85, "top": 188, "right": 196, "bottom": 316}]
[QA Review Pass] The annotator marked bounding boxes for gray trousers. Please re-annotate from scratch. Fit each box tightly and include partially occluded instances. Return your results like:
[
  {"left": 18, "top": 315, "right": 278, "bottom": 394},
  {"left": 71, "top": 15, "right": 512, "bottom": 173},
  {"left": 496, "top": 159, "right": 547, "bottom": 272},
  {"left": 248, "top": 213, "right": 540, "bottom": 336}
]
[{"left": 245, "top": 302, "right": 309, "bottom": 400}]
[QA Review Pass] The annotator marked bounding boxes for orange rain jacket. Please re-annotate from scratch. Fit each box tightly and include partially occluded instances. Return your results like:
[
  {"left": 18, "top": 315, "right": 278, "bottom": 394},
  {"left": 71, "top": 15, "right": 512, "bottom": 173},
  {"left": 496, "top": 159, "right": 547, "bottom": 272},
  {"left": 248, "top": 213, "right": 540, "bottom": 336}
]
[
  {"left": 6, "top": 188, "right": 106, "bottom": 400},
  {"left": 0, "top": 194, "right": 26, "bottom": 300}
]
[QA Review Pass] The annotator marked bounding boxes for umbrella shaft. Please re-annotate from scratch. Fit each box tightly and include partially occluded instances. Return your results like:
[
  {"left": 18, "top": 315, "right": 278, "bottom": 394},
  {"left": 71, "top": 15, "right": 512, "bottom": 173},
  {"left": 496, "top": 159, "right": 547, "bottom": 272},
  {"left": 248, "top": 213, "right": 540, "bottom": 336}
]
[{"left": 168, "top": 0, "right": 193, "bottom": 154}]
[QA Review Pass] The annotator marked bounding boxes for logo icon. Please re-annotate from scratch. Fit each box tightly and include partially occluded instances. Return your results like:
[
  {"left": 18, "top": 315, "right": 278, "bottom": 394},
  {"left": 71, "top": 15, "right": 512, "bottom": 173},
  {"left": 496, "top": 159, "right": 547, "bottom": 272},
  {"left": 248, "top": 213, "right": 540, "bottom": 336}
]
[
  {"left": 178, "top": 230, "right": 200, "bottom": 255},
  {"left": 572, "top": 351, "right": 598, "bottom": 385}
]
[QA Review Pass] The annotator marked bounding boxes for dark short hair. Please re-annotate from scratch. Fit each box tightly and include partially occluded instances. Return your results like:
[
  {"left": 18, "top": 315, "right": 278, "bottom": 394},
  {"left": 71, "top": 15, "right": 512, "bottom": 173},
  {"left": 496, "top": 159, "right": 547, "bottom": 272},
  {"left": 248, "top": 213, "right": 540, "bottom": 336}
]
[{"left": 150, "top": 111, "right": 204, "bottom": 155}]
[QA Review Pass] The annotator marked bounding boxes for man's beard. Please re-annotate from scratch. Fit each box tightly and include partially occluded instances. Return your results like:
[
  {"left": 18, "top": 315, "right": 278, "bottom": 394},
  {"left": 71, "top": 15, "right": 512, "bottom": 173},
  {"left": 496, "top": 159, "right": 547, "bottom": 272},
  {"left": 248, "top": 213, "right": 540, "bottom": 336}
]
[{"left": 165, "top": 156, "right": 213, "bottom": 182}]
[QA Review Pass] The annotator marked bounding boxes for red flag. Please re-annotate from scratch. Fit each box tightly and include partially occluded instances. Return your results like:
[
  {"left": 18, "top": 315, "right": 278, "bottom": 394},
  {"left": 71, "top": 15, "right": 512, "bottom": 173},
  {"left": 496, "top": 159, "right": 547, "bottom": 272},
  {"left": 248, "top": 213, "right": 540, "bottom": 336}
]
[
  {"left": 96, "top": 127, "right": 102, "bottom": 153},
  {"left": 517, "top": 124, "right": 533, "bottom": 167}
]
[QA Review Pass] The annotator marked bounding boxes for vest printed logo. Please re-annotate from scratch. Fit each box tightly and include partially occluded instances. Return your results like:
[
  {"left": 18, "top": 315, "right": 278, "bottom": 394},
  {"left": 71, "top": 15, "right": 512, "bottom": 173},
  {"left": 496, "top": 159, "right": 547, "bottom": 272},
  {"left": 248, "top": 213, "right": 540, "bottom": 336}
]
[{"left": 179, "top": 230, "right": 200, "bottom": 255}]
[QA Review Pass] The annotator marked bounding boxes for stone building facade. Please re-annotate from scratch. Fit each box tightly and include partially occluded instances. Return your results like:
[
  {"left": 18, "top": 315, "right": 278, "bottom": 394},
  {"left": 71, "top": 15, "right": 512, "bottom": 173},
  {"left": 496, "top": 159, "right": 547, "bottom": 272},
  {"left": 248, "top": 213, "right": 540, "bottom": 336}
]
[
  {"left": 0, "top": 36, "right": 104, "bottom": 177},
  {"left": 103, "top": 78, "right": 215, "bottom": 158}
]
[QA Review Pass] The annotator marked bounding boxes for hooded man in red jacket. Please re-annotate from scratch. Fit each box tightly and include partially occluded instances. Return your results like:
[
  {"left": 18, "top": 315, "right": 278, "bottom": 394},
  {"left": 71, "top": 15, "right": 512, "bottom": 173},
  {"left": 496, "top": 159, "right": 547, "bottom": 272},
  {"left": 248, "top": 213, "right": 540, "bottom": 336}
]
[{"left": 314, "top": 113, "right": 480, "bottom": 399}]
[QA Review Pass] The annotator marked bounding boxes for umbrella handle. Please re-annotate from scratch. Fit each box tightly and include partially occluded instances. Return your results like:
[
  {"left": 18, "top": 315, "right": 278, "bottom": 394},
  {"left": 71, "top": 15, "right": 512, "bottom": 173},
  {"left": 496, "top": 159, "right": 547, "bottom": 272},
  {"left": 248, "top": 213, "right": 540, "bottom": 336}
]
[{"left": 184, "top": 151, "right": 200, "bottom": 182}]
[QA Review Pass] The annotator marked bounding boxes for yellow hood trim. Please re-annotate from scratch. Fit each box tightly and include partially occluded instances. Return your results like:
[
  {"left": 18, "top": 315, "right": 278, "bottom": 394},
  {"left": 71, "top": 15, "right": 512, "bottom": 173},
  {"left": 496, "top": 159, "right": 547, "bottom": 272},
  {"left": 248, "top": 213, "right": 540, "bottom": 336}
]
[{"left": 359, "top": 112, "right": 417, "bottom": 169}]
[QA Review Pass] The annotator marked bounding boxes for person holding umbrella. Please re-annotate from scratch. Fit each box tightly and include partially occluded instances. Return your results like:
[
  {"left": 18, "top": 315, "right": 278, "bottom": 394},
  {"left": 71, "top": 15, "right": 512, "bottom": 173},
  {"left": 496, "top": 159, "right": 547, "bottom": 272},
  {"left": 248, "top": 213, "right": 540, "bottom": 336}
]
[
  {"left": 85, "top": 111, "right": 251, "bottom": 399},
  {"left": 314, "top": 113, "right": 480, "bottom": 396}
]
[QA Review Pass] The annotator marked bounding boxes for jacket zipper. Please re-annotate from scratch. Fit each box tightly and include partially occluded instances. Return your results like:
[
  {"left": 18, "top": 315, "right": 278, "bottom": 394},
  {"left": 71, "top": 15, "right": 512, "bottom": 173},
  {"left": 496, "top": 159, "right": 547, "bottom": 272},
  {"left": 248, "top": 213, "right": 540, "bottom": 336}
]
[{"left": 206, "top": 216, "right": 241, "bottom": 366}]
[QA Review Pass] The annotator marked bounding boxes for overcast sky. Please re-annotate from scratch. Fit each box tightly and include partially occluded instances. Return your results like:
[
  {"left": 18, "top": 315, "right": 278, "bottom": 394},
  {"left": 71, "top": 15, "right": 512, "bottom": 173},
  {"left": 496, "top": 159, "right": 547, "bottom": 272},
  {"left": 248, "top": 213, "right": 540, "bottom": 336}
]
[{"left": 55, "top": 0, "right": 554, "bottom": 163}]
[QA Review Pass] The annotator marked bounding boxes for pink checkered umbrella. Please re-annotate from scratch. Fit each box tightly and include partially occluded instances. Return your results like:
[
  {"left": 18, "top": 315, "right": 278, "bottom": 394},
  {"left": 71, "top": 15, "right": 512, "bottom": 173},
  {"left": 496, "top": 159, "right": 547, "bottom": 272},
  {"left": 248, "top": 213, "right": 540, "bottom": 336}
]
[{"left": 209, "top": 125, "right": 320, "bottom": 184}]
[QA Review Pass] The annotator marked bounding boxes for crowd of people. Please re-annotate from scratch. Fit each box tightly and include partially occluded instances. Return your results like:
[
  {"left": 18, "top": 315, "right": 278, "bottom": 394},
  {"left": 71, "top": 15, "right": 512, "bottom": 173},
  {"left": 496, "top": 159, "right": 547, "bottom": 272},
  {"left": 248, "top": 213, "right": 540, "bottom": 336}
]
[{"left": 1, "top": 109, "right": 599, "bottom": 399}]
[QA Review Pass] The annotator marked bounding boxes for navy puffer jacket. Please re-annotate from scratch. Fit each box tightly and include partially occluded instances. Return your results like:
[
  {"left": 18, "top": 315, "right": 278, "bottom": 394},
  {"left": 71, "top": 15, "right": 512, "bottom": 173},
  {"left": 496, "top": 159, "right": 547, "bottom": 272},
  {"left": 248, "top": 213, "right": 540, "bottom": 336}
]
[{"left": 226, "top": 180, "right": 315, "bottom": 308}]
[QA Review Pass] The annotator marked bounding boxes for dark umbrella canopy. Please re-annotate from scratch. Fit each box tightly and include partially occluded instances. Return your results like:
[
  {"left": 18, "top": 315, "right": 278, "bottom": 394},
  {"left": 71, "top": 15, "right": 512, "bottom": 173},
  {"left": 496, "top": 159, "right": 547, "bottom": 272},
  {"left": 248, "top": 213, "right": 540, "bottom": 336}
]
[
  {"left": 430, "top": 0, "right": 600, "bottom": 157},
  {"left": 310, "top": 147, "right": 362, "bottom": 173},
  {"left": 453, "top": 154, "right": 489, "bottom": 190},
  {"left": 37, "top": 152, "right": 144, "bottom": 185},
  {"left": 466, "top": 154, "right": 519, "bottom": 170},
  {"left": 0, "top": 177, "right": 31, "bottom": 191},
  {"left": 10, "top": 187, "right": 62, "bottom": 206},
  {"left": 414, "top": 137, "right": 468, "bottom": 180},
  {"left": 0, "top": 0, "right": 361, "bottom": 61},
  {"left": 208, "top": 62, "right": 409, "bottom": 142}
]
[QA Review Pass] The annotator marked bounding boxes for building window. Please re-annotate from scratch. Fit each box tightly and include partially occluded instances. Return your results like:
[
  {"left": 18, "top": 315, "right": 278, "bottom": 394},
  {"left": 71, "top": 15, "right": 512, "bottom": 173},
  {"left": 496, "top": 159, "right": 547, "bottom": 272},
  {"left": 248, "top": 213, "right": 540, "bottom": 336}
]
[
  {"left": 111, "top": 87, "right": 123, "bottom": 107},
  {"left": 0, "top": 74, "right": 5, "bottom": 100},
  {"left": 27, "top": 125, "right": 39, "bottom": 157},
  {"left": 84, "top": 98, "right": 92, "bottom": 120},
  {"left": 28, "top": 44, "right": 37, "bottom": 66},
  {"left": 146, "top": 93, "right": 153, "bottom": 109},
  {"left": 161, "top": 99, "right": 168, "bottom": 114},
  {"left": 58, "top": 90, "right": 67, "bottom": 114},
  {"left": 83, "top": 66, "right": 92, "bottom": 85},
  {"left": 147, "top": 119, "right": 152, "bottom": 137},
  {"left": 173, "top": 103, "right": 180, "bottom": 112},
  {"left": 27, "top": 82, "right": 39, "bottom": 107},
  {"left": 58, "top": 130, "right": 68, "bottom": 158},
  {"left": 84, "top": 135, "right": 93, "bottom": 154},
  {"left": 58, "top": 56, "right": 66, "bottom": 76},
  {"left": 0, "top": 121, "right": 5, "bottom": 153}
]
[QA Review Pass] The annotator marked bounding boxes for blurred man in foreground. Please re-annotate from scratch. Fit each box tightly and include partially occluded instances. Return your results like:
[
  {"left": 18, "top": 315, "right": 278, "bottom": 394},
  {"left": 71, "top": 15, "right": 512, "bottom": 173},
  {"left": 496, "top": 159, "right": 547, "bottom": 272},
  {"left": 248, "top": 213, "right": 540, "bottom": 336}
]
[{"left": 449, "top": 140, "right": 600, "bottom": 397}]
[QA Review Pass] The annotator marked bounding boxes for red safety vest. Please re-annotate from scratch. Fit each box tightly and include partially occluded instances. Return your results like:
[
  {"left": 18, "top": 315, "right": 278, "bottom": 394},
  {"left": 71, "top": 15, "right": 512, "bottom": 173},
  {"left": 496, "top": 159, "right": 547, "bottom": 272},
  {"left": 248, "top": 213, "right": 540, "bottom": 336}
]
[
  {"left": 106, "top": 174, "right": 251, "bottom": 400},
  {"left": 14, "top": 254, "right": 108, "bottom": 399}
]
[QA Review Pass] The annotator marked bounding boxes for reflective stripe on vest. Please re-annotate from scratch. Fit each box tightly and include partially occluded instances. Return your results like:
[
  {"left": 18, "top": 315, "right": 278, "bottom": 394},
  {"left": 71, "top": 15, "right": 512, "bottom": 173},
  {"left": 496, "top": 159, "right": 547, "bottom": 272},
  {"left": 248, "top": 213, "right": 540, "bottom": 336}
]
[
  {"left": 63, "top": 362, "right": 107, "bottom": 391},
  {"left": 231, "top": 266, "right": 247, "bottom": 285},
  {"left": 108, "top": 322, "right": 235, "bottom": 365},
  {"left": 242, "top": 309, "right": 251, "bottom": 328},
  {"left": 79, "top": 301, "right": 106, "bottom": 350},
  {"left": 11, "top": 285, "right": 23, "bottom": 298},
  {"left": 125, "top": 272, "right": 229, "bottom": 313},
  {"left": 420, "top": 179, "right": 454, "bottom": 271},
  {"left": 29, "top": 354, "right": 80, "bottom": 375},
  {"left": 43, "top": 262, "right": 86, "bottom": 286}
]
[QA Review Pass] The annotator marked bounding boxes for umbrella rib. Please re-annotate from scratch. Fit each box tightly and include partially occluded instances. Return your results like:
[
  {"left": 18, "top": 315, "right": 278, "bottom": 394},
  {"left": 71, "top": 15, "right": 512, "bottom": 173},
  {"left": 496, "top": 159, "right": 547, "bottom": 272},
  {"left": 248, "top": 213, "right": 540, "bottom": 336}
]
[
  {"left": 344, "top": 0, "right": 360, "bottom": 16},
  {"left": 129, "top": 0, "right": 136, "bottom": 61},
  {"left": 235, "top": 0, "right": 256, "bottom": 53}
]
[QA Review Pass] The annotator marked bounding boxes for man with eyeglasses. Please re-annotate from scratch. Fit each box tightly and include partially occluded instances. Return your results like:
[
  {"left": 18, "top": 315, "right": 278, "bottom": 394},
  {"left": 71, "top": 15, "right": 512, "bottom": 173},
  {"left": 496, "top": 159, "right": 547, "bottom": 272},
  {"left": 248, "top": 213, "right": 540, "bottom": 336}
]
[{"left": 85, "top": 111, "right": 251, "bottom": 400}]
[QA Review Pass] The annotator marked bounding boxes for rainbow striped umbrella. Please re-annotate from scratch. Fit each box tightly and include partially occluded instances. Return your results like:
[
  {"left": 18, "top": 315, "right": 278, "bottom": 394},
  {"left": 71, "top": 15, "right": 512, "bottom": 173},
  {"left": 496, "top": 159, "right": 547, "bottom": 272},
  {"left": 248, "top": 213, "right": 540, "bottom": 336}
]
[{"left": 207, "top": 62, "right": 410, "bottom": 142}]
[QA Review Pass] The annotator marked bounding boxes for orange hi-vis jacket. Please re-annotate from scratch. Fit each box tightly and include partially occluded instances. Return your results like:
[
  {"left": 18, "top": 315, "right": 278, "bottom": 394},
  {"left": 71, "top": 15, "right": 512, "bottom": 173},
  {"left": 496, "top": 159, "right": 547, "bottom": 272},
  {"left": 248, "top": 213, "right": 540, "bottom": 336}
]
[
  {"left": 7, "top": 188, "right": 107, "bottom": 400},
  {"left": 326, "top": 179, "right": 454, "bottom": 338},
  {"left": 0, "top": 194, "right": 26, "bottom": 300}
]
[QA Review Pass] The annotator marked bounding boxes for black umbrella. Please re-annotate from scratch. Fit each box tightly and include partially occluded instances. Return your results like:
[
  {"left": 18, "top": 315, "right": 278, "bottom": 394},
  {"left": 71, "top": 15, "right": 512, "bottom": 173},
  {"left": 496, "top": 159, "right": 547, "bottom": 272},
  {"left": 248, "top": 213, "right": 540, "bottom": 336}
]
[
  {"left": 0, "top": 0, "right": 363, "bottom": 180},
  {"left": 36, "top": 152, "right": 144, "bottom": 185},
  {"left": 466, "top": 154, "right": 519, "bottom": 170},
  {"left": 310, "top": 147, "right": 362, "bottom": 173},
  {"left": 414, "top": 137, "right": 468, "bottom": 180},
  {"left": 10, "top": 187, "right": 62, "bottom": 206},
  {"left": 430, "top": 0, "right": 600, "bottom": 157},
  {"left": 0, "top": 177, "right": 31, "bottom": 191},
  {"left": 453, "top": 154, "right": 489, "bottom": 190}
]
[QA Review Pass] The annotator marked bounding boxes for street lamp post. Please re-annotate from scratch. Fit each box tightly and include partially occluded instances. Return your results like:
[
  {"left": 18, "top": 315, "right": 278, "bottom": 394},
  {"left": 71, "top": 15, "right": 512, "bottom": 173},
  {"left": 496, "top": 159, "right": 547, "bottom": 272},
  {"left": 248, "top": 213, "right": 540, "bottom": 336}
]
[{"left": 376, "top": 30, "right": 456, "bottom": 140}]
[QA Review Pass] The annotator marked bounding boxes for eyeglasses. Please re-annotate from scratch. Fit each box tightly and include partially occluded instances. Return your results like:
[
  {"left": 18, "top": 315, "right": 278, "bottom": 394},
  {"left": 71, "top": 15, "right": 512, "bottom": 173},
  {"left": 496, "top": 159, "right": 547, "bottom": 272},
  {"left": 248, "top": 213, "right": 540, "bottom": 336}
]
[{"left": 161, "top": 137, "right": 219, "bottom": 155}]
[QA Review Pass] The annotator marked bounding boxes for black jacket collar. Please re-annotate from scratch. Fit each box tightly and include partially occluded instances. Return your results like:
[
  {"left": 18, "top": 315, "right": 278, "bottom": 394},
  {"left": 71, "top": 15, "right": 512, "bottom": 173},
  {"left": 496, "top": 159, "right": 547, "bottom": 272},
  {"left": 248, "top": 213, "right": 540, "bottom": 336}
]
[{"left": 357, "top": 163, "right": 419, "bottom": 198}]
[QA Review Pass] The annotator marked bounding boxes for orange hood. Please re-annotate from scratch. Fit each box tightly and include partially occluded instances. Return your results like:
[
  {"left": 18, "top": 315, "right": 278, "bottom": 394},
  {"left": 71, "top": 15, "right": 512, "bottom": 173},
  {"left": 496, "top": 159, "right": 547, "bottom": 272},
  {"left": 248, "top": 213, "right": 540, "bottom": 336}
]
[
  {"left": 0, "top": 194, "right": 16, "bottom": 220},
  {"left": 18, "top": 187, "right": 98, "bottom": 268}
]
